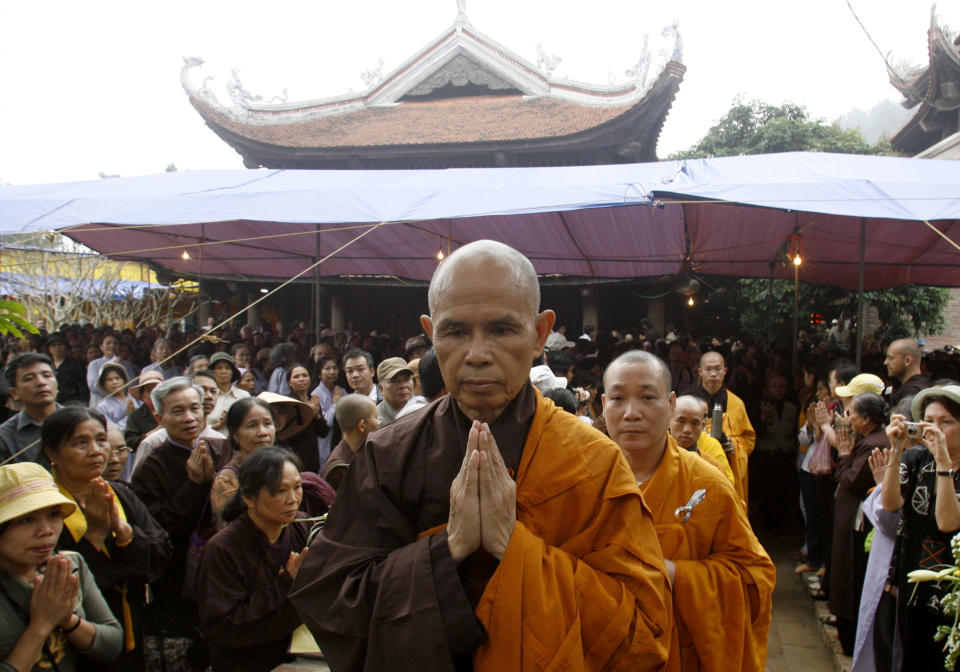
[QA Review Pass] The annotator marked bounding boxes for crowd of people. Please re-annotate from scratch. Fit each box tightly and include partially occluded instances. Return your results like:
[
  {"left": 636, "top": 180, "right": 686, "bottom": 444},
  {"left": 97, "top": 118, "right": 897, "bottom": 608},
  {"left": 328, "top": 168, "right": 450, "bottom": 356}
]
[{"left": 0, "top": 240, "right": 958, "bottom": 671}]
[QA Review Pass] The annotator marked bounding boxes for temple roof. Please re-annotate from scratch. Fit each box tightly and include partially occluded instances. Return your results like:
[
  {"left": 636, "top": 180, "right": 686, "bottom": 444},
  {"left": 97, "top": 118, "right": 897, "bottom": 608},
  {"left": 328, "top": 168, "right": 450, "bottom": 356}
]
[
  {"left": 182, "top": 13, "right": 685, "bottom": 169},
  {"left": 889, "top": 16, "right": 960, "bottom": 155}
]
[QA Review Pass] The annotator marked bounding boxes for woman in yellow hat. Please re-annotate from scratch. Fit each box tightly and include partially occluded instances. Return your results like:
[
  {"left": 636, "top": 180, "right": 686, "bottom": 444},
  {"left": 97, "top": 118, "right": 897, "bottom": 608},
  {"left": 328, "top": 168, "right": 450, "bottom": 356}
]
[{"left": 0, "top": 461, "right": 122, "bottom": 671}]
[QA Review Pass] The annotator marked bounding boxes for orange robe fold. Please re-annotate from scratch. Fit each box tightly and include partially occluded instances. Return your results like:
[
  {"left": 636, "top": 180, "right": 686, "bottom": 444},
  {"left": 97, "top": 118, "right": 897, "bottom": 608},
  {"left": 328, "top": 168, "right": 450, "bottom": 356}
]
[
  {"left": 473, "top": 394, "right": 672, "bottom": 671},
  {"left": 640, "top": 437, "right": 775, "bottom": 672},
  {"left": 705, "top": 390, "right": 755, "bottom": 503},
  {"left": 290, "top": 387, "right": 671, "bottom": 672}
]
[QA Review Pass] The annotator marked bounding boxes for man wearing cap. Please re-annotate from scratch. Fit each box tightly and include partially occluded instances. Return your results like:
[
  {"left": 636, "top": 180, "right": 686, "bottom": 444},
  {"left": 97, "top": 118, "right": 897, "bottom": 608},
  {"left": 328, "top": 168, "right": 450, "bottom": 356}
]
[
  {"left": 0, "top": 353, "right": 61, "bottom": 466},
  {"left": 376, "top": 357, "right": 416, "bottom": 426},
  {"left": 884, "top": 338, "right": 931, "bottom": 406},
  {"left": 207, "top": 352, "right": 250, "bottom": 431},
  {"left": 123, "top": 369, "right": 163, "bottom": 454}
]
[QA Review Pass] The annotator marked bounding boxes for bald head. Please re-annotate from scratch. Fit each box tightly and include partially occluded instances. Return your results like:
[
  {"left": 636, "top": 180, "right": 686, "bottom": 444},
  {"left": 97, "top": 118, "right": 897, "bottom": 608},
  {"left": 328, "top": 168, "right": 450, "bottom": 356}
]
[
  {"left": 427, "top": 240, "right": 539, "bottom": 316},
  {"left": 335, "top": 393, "right": 378, "bottom": 433},
  {"left": 671, "top": 395, "right": 708, "bottom": 450},
  {"left": 604, "top": 350, "right": 671, "bottom": 393},
  {"left": 676, "top": 394, "right": 708, "bottom": 417},
  {"left": 885, "top": 338, "right": 923, "bottom": 382},
  {"left": 698, "top": 351, "right": 727, "bottom": 395}
]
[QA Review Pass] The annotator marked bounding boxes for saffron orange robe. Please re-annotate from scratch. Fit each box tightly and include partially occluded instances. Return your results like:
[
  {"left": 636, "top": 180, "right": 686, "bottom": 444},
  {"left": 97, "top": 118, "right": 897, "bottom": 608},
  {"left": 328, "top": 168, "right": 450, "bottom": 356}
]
[
  {"left": 640, "top": 436, "right": 775, "bottom": 672},
  {"left": 290, "top": 385, "right": 672, "bottom": 671},
  {"left": 704, "top": 390, "right": 755, "bottom": 503},
  {"left": 695, "top": 433, "right": 735, "bottom": 487}
]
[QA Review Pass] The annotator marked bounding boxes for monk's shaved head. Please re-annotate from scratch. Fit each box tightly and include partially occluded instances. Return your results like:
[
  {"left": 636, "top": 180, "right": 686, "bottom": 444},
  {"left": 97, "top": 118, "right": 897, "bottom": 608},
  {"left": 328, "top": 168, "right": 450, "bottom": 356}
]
[
  {"left": 335, "top": 393, "right": 377, "bottom": 432},
  {"left": 604, "top": 350, "right": 671, "bottom": 393},
  {"left": 675, "top": 394, "right": 708, "bottom": 417},
  {"left": 428, "top": 240, "right": 539, "bottom": 316},
  {"left": 700, "top": 351, "right": 725, "bottom": 368}
]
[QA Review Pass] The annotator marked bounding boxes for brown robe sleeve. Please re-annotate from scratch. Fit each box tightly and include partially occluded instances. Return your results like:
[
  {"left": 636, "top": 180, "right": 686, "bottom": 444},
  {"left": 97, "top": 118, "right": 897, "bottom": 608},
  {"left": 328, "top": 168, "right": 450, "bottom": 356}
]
[{"left": 289, "top": 441, "right": 486, "bottom": 672}]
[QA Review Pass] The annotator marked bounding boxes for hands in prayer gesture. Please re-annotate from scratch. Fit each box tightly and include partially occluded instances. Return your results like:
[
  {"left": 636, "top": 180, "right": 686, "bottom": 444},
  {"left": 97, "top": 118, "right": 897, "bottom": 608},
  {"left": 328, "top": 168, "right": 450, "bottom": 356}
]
[
  {"left": 447, "top": 421, "right": 517, "bottom": 563},
  {"left": 30, "top": 555, "right": 79, "bottom": 635},
  {"left": 186, "top": 439, "right": 215, "bottom": 484},
  {"left": 835, "top": 425, "right": 855, "bottom": 457}
]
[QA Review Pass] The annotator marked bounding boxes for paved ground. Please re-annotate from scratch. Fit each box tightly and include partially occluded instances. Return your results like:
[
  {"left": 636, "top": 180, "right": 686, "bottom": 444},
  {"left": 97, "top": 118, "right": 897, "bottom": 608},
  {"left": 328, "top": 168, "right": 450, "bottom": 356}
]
[{"left": 759, "top": 527, "right": 840, "bottom": 672}]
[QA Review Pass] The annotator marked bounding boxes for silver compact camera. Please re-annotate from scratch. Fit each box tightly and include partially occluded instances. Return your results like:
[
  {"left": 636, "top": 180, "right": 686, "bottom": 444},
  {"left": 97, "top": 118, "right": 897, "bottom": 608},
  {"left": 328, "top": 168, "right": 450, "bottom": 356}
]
[{"left": 904, "top": 421, "right": 923, "bottom": 438}]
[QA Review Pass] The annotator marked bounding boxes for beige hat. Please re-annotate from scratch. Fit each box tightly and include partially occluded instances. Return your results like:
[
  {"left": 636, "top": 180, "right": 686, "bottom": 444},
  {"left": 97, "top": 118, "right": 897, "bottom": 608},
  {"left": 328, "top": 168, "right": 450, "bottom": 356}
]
[
  {"left": 256, "top": 392, "right": 315, "bottom": 442},
  {"left": 377, "top": 357, "right": 414, "bottom": 383},
  {"left": 911, "top": 385, "right": 960, "bottom": 422},
  {"left": 133, "top": 369, "right": 164, "bottom": 389},
  {"left": 0, "top": 463, "right": 76, "bottom": 526},
  {"left": 835, "top": 373, "right": 885, "bottom": 398}
]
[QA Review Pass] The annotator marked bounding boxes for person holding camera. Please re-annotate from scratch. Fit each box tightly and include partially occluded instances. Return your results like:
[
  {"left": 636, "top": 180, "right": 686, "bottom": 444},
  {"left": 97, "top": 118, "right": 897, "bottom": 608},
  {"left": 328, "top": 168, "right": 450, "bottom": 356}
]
[{"left": 880, "top": 385, "right": 960, "bottom": 671}]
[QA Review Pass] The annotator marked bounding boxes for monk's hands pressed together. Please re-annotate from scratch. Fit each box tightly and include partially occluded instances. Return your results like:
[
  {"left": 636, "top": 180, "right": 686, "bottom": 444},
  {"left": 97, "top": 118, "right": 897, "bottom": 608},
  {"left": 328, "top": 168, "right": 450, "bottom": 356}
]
[
  {"left": 477, "top": 422, "right": 516, "bottom": 560},
  {"left": 447, "top": 423, "right": 482, "bottom": 564}
]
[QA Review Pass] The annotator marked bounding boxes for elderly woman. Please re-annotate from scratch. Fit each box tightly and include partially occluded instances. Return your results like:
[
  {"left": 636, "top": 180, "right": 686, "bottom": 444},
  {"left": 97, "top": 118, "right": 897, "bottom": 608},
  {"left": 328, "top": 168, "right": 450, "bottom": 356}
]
[
  {"left": 0, "top": 462, "right": 123, "bottom": 671},
  {"left": 881, "top": 385, "right": 960, "bottom": 671},
  {"left": 210, "top": 398, "right": 277, "bottom": 528},
  {"left": 42, "top": 407, "right": 172, "bottom": 671},
  {"left": 828, "top": 392, "right": 889, "bottom": 656},
  {"left": 197, "top": 448, "right": 309, "bottom": 672}
]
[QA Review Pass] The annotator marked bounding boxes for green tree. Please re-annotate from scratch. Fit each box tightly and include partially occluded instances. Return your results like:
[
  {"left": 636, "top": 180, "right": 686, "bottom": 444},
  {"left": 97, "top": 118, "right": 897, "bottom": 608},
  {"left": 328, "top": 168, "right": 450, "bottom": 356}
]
[
  {"left": 669, "top": 99, "right": 889, "bottom": 159},
  {"left": 669, "top": 99, "right": 945, "bottom": 346},
  {"left": 690, "top": 278, "right": 948, "bottom": 345}
]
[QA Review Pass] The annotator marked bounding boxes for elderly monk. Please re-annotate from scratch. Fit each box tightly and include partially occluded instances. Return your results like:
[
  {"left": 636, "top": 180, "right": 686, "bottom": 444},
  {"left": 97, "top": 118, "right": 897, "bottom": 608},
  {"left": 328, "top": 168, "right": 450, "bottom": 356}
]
[
  {"left": 290, "top": 240, "right": 672, "bottom": 671},
  {"left": 669, "top": 395, "right": 735, "bottom": 488},
  {"left": 603, "top": 351, "right": 775, "bottom": 672},
  {"left": 696, "top": 351, "right": 756, "bottom": 502}
]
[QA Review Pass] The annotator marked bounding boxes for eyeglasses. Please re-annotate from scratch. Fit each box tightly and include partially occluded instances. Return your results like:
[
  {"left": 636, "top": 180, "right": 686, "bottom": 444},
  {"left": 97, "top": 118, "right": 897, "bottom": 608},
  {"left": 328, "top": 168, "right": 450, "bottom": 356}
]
[{"left": 109, "top": 446, "right": 131, "bottom": 457}]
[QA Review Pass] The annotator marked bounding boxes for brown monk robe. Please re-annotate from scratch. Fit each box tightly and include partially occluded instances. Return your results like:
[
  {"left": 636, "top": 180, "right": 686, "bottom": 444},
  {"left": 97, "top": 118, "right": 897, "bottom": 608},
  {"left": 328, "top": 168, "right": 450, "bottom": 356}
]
[
  {"left": 605, "top": 352, "right": 775, "bottom": 672},
  {"left": 289, "top": 240, "right": 672, "bottom": 672}
]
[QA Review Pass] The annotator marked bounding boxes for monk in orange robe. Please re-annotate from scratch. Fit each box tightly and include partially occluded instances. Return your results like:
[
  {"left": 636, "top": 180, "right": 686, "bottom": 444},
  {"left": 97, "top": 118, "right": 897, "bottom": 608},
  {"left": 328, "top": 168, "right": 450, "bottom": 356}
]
[
  {"left": 669, "top": 394, "right": 736, "bottom": 487},
  {"left": 604, "top": 351, "right": 776, "bottom": 672},
  {"left": 697, "top": 351, "right": 756, "bottom": 502},
  {"left": 290, "top": 241, "right": 672, "bottom": 671}
]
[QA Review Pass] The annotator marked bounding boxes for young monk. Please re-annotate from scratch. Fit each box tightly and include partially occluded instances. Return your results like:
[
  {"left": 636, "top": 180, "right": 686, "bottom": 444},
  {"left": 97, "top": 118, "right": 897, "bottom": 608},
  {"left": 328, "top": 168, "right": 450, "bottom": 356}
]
[{"left": 604, "top": 350, "right": 776, "bottom": 672}]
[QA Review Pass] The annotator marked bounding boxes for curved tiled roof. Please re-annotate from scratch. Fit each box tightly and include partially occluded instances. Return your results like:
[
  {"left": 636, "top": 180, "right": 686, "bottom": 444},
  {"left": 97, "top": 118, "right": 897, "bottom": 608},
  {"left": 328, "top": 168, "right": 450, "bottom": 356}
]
[{"left": 191, "top": 94, "right": 634, "bottom": 148}]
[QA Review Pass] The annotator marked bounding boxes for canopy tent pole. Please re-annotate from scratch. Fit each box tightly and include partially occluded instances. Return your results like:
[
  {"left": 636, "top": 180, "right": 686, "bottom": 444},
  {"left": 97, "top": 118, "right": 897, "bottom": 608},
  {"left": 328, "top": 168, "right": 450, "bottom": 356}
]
[
  {"left": 792, "top": 259, "right": 799, "bottom": 377},
  {"left": 766, "top": 261, "right": 775, "bottom": 342},
  {"left": 314, "top": 226, "right": 323, "bottom": 338},
  {"left": 856, "top": 219, "right": 866, "bottom": 368}
]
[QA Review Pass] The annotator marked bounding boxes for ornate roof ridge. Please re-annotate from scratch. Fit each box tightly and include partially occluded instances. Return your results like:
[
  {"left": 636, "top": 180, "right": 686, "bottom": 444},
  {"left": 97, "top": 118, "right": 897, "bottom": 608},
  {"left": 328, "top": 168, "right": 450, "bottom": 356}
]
[{"left": 182, "top": 14, "right": 682, "bottom": 124}]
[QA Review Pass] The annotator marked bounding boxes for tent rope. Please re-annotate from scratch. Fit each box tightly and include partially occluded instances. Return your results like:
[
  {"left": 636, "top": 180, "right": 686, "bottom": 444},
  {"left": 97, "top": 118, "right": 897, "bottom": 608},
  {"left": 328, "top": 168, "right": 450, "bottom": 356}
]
[
  {"left": 0, "top": 221, "right": 386, "bottom": 466},
  {"left": 924, "top": 220, "right": 960, "bottom": 254}
]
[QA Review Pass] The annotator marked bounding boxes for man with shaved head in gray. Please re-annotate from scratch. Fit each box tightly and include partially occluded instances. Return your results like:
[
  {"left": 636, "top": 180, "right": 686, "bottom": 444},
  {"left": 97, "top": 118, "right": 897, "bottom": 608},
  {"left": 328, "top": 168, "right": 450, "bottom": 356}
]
[
  {"left": 291, "top": 240, "right": 671, "bottom": 671},
  {"left": 884, "top": 338, "right": 930, "bottom": 405}
]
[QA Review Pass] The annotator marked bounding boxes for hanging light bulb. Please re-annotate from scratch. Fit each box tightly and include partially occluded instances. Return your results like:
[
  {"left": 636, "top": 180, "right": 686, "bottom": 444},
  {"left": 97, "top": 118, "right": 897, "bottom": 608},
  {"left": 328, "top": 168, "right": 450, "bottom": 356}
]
[
  {"left": 687, "top": 296, "right": 695, "bottom": 307},
  {"left": 793, "top": 254, "right": 802, "bottom": 266},
  {"left": 436, "top": 249, "right": 445, "bottom": 261},
  {"left": 181, "top": 250, "right": 191, "bottom": 260}
]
